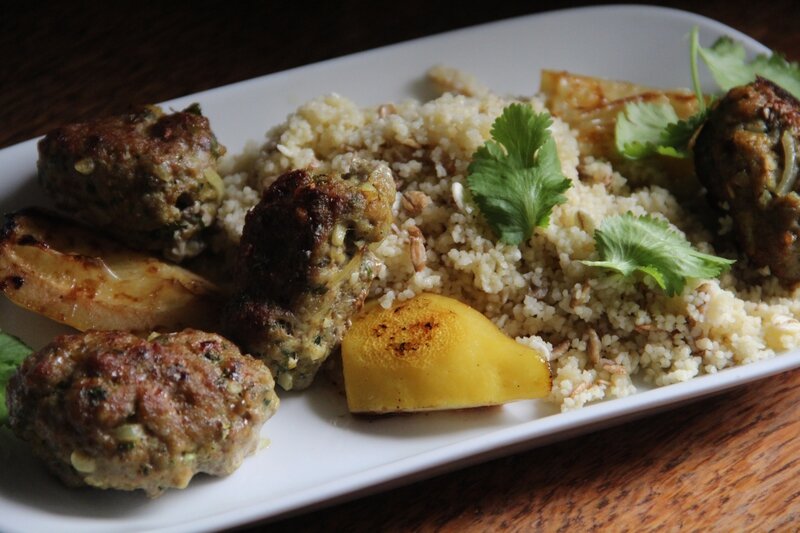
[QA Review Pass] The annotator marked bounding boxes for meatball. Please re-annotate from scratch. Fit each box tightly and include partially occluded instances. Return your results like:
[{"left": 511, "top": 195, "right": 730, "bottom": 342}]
[
  {"left": 5, "top": 329, "right": 278, "bottom": 498},
  {"left": 223, "top": 161, "right": 395, "bottom": 390},
  {"left": 694, "top": 78, "right": 800, "bottom": 282},
  {"left": 37, "top": 104, "right": 226, "bottom": 262}
]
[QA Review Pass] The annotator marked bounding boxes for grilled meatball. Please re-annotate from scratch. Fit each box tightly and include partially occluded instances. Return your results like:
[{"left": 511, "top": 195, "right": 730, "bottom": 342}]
[
  {"left": 37, "top": 104, "right": 226, "bottom": 262},
  {"left": 694, "top": 78, "right": 800, "bottom": 282},
  {"left": 6, "top": 329, "right": 278, "bottom": 498},
  {"left": 223, "top": 161, "right": 396, "bottom": 390}
]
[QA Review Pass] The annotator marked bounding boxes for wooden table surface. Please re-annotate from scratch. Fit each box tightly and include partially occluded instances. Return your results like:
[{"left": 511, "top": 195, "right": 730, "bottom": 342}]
[{"left": 3, "top": 1, "right": 800, "bottom": 531}]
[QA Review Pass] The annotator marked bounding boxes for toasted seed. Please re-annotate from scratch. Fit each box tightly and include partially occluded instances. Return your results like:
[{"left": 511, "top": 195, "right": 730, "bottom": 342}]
[
  {"left": 587, "top": 328, "right": 601, "bottom": 364},
  {"left": 407, "top": 225, "right": 427, "bottom": 273}
]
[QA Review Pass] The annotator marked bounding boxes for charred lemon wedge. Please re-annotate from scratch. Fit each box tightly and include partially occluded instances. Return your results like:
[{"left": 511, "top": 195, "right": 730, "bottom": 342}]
[{"left": 341, "top": 293, "right": 551, "bottom": 413}]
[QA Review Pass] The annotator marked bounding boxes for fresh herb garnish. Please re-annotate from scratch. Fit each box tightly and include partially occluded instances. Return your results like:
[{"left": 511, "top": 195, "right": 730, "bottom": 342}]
[
  {"left": 0, "top": 331, "right": 33, "bottom": 426},
  {"left": 582, "top": 213, "right": 735, "bottom": 296},
  {"left": 697, "top": 36, "right": 800, "bottom": 99},
  {"left": 616, "top": 27, "right": 800, "bottom": 162},
  {"left": 615, "top": 102, "right": 708, "bottom": 159},
  {"left": 615, "top": 28, "right": 708, "bottom": 161},
  {"left": 467, "top": 103, "right": 571, "bottom": 245}
]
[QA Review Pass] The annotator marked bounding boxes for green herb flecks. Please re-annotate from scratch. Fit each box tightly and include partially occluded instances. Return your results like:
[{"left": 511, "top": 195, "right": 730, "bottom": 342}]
[
  {"left": 582, "top": 213, "right": 735, "bottom": 296},
  {"left": 467, "top": 103, "right": 571, "bottom": 245},
  {"left": 0, "top": 331, "right": 33, "bottom": 426}
]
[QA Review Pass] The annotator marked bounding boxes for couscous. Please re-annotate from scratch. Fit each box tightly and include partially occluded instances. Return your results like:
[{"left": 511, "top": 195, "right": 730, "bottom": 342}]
[{"left": 216, "top": 67, "right": 800, "bottom": 411}]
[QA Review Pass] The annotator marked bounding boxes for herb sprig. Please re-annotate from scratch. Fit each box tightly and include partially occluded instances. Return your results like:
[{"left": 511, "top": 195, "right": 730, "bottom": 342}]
[
  {"left": 615, "top": 102, "right": 708, "bottom": 160},
  {"left": 467, "top": 103, "right": 571, "bottom": 245},
  {"left": 615, "top": 27, "right": 800, "bottom": 161},
  {"left": 698, "top": 36, "right": 800, "bottom": 99},
  {"left": 615, "top": 27, "right": 708, "bottom": 160},
  {"left": 582, "top": 213, "right": 735, "bottom": 296}
]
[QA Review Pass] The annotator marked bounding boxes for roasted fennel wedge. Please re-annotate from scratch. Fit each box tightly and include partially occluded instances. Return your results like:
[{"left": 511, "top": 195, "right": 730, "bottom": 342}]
[
  {"left": 0, "top": 208, "right": 222, "bottom": 332},
  {"left": 539, "top": 70, "right": 704, "bottom": 196}
]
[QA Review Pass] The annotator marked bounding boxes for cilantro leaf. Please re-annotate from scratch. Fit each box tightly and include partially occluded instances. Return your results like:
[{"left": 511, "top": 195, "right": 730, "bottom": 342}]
[
  {"left": 582, "top": 213, "right": 735, "bottom": 296},
  {"left": 615, "top": 102, "right": 708, "bottom": 160},
  {"left": 696, "top": 36, "right": 750, "bottom": 90},
  {"left": 615, "top": 28, "right": 800, "bottom": 162},
  {"left": 0, "top": 331, "right": 32, "bottom": 426},
  {"left": 750, "top": 54, "right": 800, "bottom": 99},
  {"left": 659, "top": 109, "right": 709, "bottom": 153},
  {"left": 467, "top": 103, "right": 571, "bottom": 245},
  {"left": 615, "top": 29, "right": 709, "bottom": 161},
  {"left": 698, "top": 36, "right": 800, "bottom": 99},
  {"left": 616, "top": 101, "right": 677, "bottom": 158}
]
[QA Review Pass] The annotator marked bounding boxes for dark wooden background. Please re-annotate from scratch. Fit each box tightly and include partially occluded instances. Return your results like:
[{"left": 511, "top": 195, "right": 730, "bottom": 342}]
[
  {"left": 3, "top": 1, "right": 800, "bottom": 531},
  {"left": 3, "top": 0, "right": 800, "bottom": 150}
]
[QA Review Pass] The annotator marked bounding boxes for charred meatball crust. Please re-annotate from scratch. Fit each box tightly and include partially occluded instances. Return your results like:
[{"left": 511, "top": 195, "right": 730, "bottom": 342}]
[
  {"left": 223, "top": 162, "right": 395, "bottom": 390},
  {"left": 6, "top": 329, "right": 278, "bottom": 498},
  {"left": 37, "top": 104, "right": 226, "bottom": 262},
  {"left": 694, "top": 78, "right": 800, "bottom": 282}
]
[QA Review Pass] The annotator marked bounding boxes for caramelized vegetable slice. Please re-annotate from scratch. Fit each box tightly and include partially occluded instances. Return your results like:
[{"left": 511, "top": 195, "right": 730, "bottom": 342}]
[
  {"left": 540, "top": 70, "right": 703, "bottom": 154},
  {"left": 0, "top": 209, "right": 222, "bottom": 332},
  {"left": 539, "top": 70, "right": 703, "bottom": 195},
  {"left": 341, "top": 293, "right": 551, "bottom": 413}
]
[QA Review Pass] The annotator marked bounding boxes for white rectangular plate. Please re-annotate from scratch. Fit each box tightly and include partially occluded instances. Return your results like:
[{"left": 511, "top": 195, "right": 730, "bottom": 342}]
[{"left": 2, "top": 5, "right": 798, "bottom": 533}]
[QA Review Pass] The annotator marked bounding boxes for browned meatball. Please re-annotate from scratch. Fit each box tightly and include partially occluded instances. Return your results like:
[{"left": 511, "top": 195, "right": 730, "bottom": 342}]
[
  {"left": 37, "top": 104, "right": 226, "bottom": 262},
  {"left": 694, "top": 78, "right": 800, "bottom": 282},
  {"left": 223, "top": 161, "right": 395, "bottom": 390},
  {"left": 5, "top": 329, "right": 278, "bottom": 498}
]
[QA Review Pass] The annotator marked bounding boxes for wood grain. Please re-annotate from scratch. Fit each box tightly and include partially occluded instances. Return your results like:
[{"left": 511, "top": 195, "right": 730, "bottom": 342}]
[
  {"left": 3, "top": 0, "right": 800, "bottom": 150},
  {"left": 3, "top": 1, "right": 800, "bottom": 531}
]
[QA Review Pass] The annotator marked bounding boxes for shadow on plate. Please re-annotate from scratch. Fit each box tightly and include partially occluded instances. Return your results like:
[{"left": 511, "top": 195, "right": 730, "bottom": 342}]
[
  {"left": 0, "top": 299, "right": 76, "bottom": 350},
  {"left": 0, "top": 172, "right": 54, "bottom": 216},
  {"left": 0, "top": 427, "right": 151, "bottom": 518},
  {"left": 301, "top": 376, "right": 560, "bottom": 440},
  {"left": 404, "top": 75, "right": 440, "bottom": 103}
]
